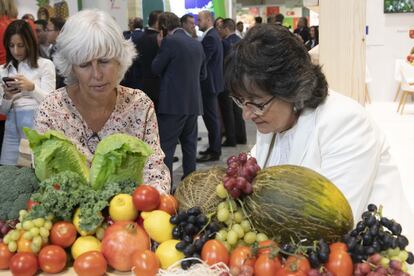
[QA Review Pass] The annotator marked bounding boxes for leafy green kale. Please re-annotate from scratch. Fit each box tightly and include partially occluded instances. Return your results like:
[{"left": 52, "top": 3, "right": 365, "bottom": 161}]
[
  {"left": 0, "top": 166, "right": 39, "bottom": 220},
  {"left": 27, "top": 171, "right": 137, "bottom": 231}
]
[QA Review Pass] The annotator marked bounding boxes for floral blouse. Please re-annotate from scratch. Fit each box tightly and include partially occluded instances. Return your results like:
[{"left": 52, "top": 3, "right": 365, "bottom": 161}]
[{"left": 34, "top": 85, "right": 171, "bottom": 194}]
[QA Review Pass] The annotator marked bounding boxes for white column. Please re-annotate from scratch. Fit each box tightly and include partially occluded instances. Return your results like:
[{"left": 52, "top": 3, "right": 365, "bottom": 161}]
[{"left": 319, "top": 0, "right": 366, "bottom": 103}]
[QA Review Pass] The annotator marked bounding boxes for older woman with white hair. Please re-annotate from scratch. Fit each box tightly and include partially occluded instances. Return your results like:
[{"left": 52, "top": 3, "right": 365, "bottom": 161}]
[{"left": 34, "top": 9, "right": 171, "bottom": 193}]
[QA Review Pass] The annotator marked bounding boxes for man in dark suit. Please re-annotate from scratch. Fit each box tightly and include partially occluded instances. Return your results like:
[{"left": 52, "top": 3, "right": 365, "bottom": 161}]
[
  {"left": 121, "top": 17, "right": 144, "bottom": 90},
  {"left": 294, "top": 17, "right": 310, "bottom": 44},
  {"left": 218, "top": 18, "right": 246, "bottom": 147},
  {"left": 152, "top": 12, "right": 206, "bottom": 184},
  {"left": 135, "top": 11, "right": 162, "bottom": 110},
  {"left": 197, "top": 10, "right": 224, "bottom": 162},
  {"left": 123, "top": 17, "right": 144, "bottom": 42}
]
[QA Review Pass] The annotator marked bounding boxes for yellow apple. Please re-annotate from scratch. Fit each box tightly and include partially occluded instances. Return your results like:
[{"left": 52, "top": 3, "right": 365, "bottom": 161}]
[{"left": 109, "top": 194, "right": 138, "bottom": 221}]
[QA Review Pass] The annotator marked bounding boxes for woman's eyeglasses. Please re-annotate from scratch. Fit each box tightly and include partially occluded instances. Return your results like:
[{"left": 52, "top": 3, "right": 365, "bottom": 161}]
[
  {"left": 86, "top": 132, "right": 101, "bottom": 154},
  {"left": 230, "top": 95, "right": 275, "bottom": 116}
]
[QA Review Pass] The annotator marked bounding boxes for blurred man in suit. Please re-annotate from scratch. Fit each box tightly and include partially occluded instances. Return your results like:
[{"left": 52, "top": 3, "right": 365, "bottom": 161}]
[
  {"left": 123, "top": 17, "right": 144, "bottom": 41},
  {"left": 218, "top": 18, "right": 246, "bottom": 147},
  {"left": 136, "top": 10, "right": 162, "bottom": 110},
  {"left": 236, "top": 21, "right": 244, "bottom": 38},
  {"left": 197, "top": 10, "right": 224, "bottom": 162},
  {"left": 152, "top": 12, "right": 206, "bottom": 184},
  {"left": 121, "top": 17, "right": 144, "bottom": 89},
  {"left": 34, "top": 19, "right": 50, "bottom": 59},
  {"left": 180, "top": 14, "right": 197, "bottom": 38}
]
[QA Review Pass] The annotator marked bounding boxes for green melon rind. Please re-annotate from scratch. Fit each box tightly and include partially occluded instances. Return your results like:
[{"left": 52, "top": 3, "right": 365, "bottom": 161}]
[{"left": 245, "top": 165, "right": 354, "bottom": 244}]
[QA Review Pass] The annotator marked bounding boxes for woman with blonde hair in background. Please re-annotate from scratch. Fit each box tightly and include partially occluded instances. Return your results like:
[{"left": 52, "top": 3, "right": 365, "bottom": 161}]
[{"left": 34, "top": 9, "right": 171, "bottom": 193}]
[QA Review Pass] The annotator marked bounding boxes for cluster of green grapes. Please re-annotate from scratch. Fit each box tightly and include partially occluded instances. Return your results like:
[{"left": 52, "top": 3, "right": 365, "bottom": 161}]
[
  {"left": 95, "top": 223, "right": 107, "bottom": 241},
  {"left": 2, "top": 210, "right": 53, "bottom": 253},
  {"left": 214, "top": 198, "right": 268, "bottom": 251}
]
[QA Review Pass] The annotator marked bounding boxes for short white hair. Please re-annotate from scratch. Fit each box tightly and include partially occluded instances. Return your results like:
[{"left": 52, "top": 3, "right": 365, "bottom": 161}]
[{"left": 53, "top": 9, "right": 136, "bottom": 85}]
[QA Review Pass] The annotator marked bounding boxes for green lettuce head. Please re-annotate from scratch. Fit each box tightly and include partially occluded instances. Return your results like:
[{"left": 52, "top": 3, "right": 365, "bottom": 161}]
[
  {"left": 23, "top": 128, "right": 89, "bottom": 182},
  {"left": 90, "top": 133, "right": 153, "bottom": 190}
]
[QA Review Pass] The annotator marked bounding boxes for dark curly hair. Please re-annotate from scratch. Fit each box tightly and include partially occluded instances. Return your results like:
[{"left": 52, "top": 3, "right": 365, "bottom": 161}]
[{"left": 224, "top": 24, "right": 328, "bottom": 111}]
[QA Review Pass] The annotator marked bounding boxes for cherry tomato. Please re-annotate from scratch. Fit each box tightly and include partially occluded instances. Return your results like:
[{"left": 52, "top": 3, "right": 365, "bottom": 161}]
[
  {"left": 157, "top": 194, "right": 178, "bottom": 215},
  {"left": 38, "top": 245, "right": 67, "bottom": 273},
  {"left": 201, "top": 240, "right": 230, "bottom": 266},
  {"left": 0, "top": 242, "right": 14, "bottom": 269},
  {"left": 257, "top": 240, "right": 278, "bottom": 255},
  {"left": 131, "top": 249, "right": 160, "bottom": 276},
  {"left": 74, "top": 251, "right": 107, "bottom": 276},
  {"left": 50, "top": 221, "right": 77, "bottom": 248},
  {"left": 132, "top": 185, "right": 161, "bottom": 211},
  {"left": 254, "top": 253, "right": 282, "bottom": 276},
  {"left": 229, "top": 246, "right": 256, "bottom": 269},
  {"left": 9, "top": 252, "right": 38, "bottom": 276},
  {"left": 326, "top": 242, "right": 353, "bottom": 276},
  {"left": 26, "top": 200, "right": 39, "bottom": 211},
  {"left": 285, "top": 255, "right": 311, "bottom": 274}
]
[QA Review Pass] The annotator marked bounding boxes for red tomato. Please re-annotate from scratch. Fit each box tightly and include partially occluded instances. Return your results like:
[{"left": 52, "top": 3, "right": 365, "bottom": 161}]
[
  {"left": 257, "top": 240, "right": 278, "bottom": 255},
  {"left": 0, "top": 242, "right": 14, "bottom": 269},
  {"left": 50, "top": 221, "right": 77, "bottom": 248},
  {"left": 330, "top": 242, "right": 348, "bottom": 252},
  {"left": 26, "top": 200, "right": 39, "bottom": 211},
  {"left": 74, "top": 251, "right": 107, "bottom": 276},
  {"left": 285, "top": 255, "right": 311, "bottom": 274},
  {"left": 132, "top": 185, "right": 160, "bottom": 211},
  {"left": 201, "top": 240, "right": 229, "bottom": 266},
  {"left": 157, "top": 194, "right": 179, "bottom": 215},
  {"left": 276, "top": 267, "right": 307, "bottom": 276},
  {"left": 38, "top": 245, "right": 67, "bottom": 273},
  {"left": 229, "top": 246, "right": 256, "bottom": 269},
  {"left": 254, "top": 254, "right": 282, "bottom": 276},
  {"left": 326, "top": 242, "right": 353, "bottom": 276},
  {"left": 9, "top": 252, "right": 38, "bottom": 276},
  {"left": 102, "top": 221, "right": 150, "bottom": 271},
  {"left": 131, "top": 249, "right": 160, "bottom": 276}
]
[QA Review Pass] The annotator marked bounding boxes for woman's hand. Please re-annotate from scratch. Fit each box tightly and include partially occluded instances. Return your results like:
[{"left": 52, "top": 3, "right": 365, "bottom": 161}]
[
  {"left": 13, "top": 75, "right": 35, "bottom": 92},
  {"left": 2, "top": 83, "right": 21, "bottom": 100}
]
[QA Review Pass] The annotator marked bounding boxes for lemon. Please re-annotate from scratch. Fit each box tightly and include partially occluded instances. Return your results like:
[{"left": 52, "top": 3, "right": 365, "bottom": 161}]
[
  {"left": 155, "top": 240, "right": 185, "bottom": 269},
  {"left": 73, "top": 208, "right": 100, "bottom": 236},
  {"left": 142, "top": 210, "right": 174, "bottom": 243},
  {"left": 71, "top": 236, "right": 101, "bottom": 259},
  {"left": 109, "top": 194, "right": 138, "bottom": 221}
]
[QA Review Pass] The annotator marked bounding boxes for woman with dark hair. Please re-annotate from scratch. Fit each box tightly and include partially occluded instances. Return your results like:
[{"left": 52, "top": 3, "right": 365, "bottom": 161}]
[
  {"left": 224, "top": 24, "right": 413, "bottom": 239},
  {"left": 305, "top": 25, "right": 319, "bottom": 50},
  {"left": 0, "top": 20, "right": 55, "bottom": 165}
]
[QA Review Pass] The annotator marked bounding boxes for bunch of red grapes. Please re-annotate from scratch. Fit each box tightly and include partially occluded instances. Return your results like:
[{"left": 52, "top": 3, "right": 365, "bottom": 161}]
[
  {"left": 0, "top": 219, "right": 18, "bottom": 242},
  {"left": 223, "top": 153, "right": 261, "bottom": 199},
  {"left": 354, "top": 253, "right": 409, "bottom": 276}
]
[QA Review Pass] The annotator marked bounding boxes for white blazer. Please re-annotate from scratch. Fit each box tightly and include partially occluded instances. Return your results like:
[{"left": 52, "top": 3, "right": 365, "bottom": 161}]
[
  {"left": 252, "top": 91, "right": 414, "bottom": 246},
  {"left": 0, "top": 58, "right": 56, "bottom": 114}
]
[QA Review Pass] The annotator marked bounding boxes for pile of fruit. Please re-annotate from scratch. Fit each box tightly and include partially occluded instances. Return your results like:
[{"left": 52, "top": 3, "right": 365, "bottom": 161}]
[{"left": 0, "top": 151, "right": 413, "bottom": 276}]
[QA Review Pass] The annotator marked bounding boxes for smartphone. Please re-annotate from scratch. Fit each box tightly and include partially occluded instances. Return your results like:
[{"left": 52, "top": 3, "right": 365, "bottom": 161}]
[{"left": 2, "top": 77, "right": 16, "bottom": 87}]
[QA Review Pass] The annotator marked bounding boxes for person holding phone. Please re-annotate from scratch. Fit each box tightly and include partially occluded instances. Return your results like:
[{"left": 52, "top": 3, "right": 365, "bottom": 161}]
[{"left": 0, "top": 20, "right": 55, "bottom": 165}]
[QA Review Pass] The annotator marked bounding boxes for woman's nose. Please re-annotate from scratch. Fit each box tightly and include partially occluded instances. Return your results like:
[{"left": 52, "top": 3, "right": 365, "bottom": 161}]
[
  {"left": 242, "top": 107, "right": 255, "bottom": 121},
  {"left": 91, "top": 62, "right": 103, "bottom": 79}
]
